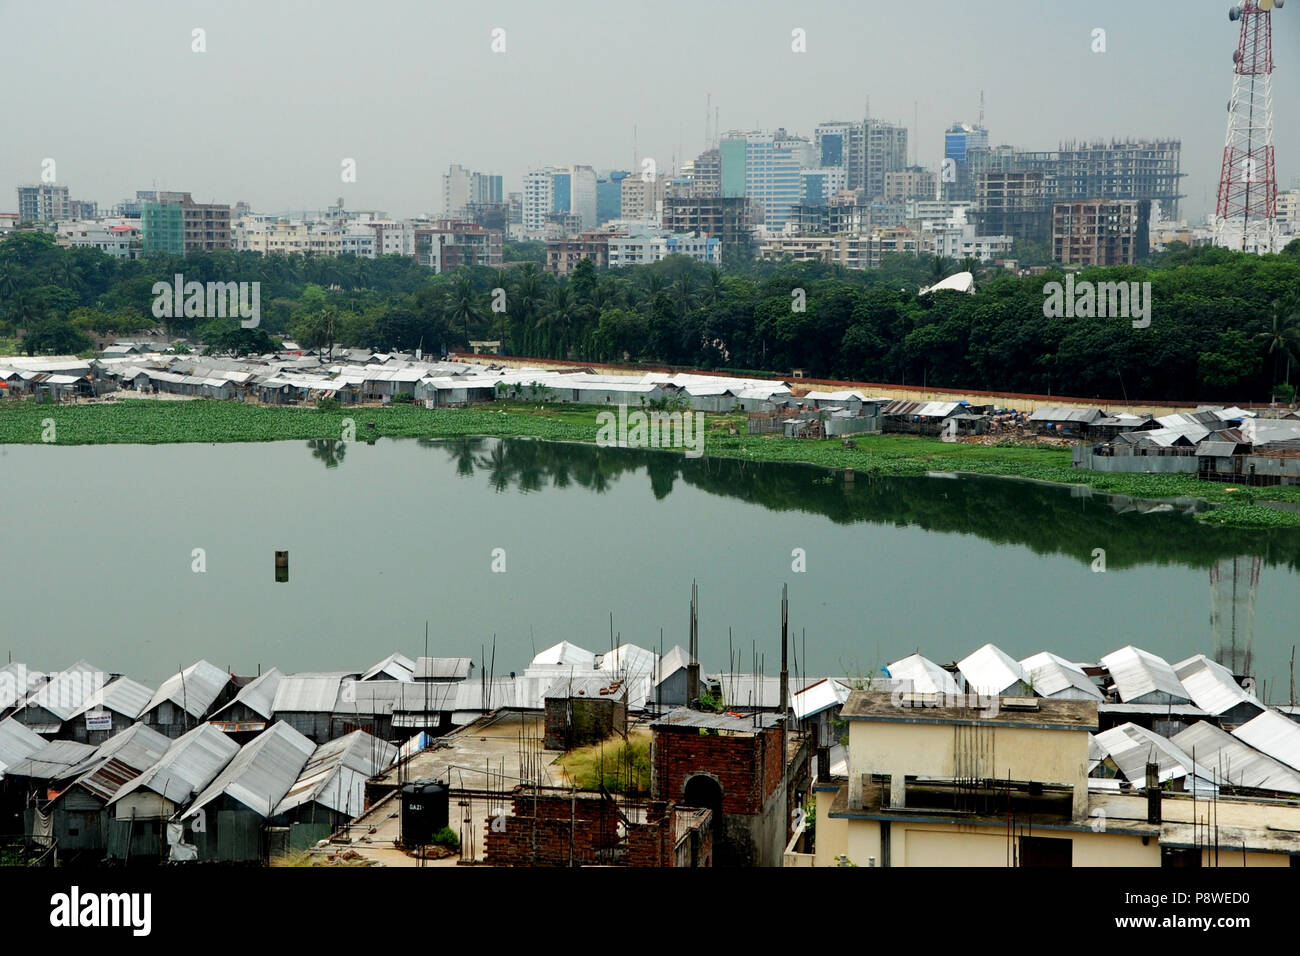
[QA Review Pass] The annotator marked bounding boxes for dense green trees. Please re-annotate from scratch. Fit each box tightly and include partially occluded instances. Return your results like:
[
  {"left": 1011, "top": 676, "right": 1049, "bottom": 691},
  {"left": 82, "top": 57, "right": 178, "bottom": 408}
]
[{"left": 2, "top": 229, "right": 1299, "bottom": 402}]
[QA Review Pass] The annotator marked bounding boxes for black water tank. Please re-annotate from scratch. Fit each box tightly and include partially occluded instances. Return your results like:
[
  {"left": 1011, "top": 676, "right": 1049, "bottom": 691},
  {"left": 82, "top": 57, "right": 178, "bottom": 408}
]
[{"left": 401, "top": 780, "right": 450, "bottom": 845}]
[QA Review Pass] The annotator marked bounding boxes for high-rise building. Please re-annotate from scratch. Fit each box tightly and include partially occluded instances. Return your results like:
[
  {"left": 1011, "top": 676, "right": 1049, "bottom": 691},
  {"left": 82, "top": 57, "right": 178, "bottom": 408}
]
[
  {"left": 1052, "top": 199, "right": 1150, "bottom": 266},
  {"left": 974, "top": 172, "right": 1049, "bottom": 243},
  {"left": 16, "top": 184, "right": 72, "bottom": 221},
  {"left": 523, "top": 168, "right": 555, "bottom": 234},
  {"left": 814, "top": 121, "right": 865, "bottom": 190},
  {"left": 523, "top": 165, "right": 597, "bottom": 235},
  {"left": 140, "top": 191, "right": 231, "bottom": 255},
  {"left": 597, "top": 170, "right": 630, "bottom": 224},
  {"left": 691, "top": 149, "right": 721, "bottom": 198},
  {"left": 864, "top": 120, "right": 908, "bottom": 201},
  {"left": 662, "top": 195, "right": 756, "bottom": 262},
  {"left": 720, "top": 130, "right": 817, "bottom": 231},
  {"left": 443, "top": 165, "right": 503, "bottom": 218},
  {"left": 943, "top": 122, "right": 990, "bottom": 200},
  {"left": 620, "top": 174, "right": 667, "bottom": 223},
  {"left": 884, "top": 167, "right": 937, "bottom": 203},
  {"left": 800, "top": 167, "right": 848, "bottom": 205}
]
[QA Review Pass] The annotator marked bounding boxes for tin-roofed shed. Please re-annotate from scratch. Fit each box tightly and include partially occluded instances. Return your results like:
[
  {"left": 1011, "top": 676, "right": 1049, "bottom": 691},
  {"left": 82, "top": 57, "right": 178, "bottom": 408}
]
[
  {"left": 1092, "top": 722, "right": 1218, "bottom": 794},
  {"left": 1172, "top": 722, "right": 1300, "bottom": 796},
  {"left": 140, "top": 660, "right": 234, "bottom": 738},
  {"left": 1172, "top": 655, "right": 1262, "bottom": 725},
  {"left": 1099, "top": 646, "right": 1190, "bottom": 705},
  {"left": 957, "top": 644, "right": 1031, "bottom": 696},
  {"left": 108, "top": 723, "right": 241, "bottom": 830},
  {"left": 885, "top": 653, "right": 961, "bottom": 695},
  {"left": 177, "top": 722, "right": 316, "bottom": 862},
  {"left": 1019, "top": 651, "right": 1103, "bottom": 701}
]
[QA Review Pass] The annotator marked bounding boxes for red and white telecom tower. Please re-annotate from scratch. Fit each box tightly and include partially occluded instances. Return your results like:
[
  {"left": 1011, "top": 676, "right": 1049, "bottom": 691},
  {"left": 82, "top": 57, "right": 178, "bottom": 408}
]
[{"left": 1216, "top": 0, "right": 1285, "bottom": 253}]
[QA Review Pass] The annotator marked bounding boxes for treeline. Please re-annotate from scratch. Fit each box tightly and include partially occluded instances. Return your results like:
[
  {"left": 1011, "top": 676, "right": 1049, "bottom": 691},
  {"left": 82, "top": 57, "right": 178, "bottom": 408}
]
[{"left": 2, "top": 230, "right": 1299, "bottom": 403}]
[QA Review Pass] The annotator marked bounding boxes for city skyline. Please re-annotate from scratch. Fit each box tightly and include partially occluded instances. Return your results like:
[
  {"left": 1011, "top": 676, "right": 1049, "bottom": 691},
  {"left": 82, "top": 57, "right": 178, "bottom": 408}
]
[{"left": 3, "top": 0, "right": 1295, "bottom": 221}]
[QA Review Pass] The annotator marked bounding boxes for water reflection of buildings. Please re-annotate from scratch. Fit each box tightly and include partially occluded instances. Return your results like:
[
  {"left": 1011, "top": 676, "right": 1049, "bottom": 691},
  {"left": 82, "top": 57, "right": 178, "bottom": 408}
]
[{"left": 1210, "top": 556, "right": 1259, "bottom": 678}]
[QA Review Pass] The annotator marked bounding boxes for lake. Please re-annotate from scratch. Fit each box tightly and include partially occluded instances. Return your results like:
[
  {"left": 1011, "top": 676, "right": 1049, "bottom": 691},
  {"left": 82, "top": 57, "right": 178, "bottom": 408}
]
[{"left": 3, "top": 436, "right": 1299, "bottom": 698}]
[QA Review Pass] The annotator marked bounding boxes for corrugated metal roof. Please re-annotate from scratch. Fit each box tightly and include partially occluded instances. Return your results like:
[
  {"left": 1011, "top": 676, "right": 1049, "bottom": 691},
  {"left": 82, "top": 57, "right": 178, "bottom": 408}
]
[
  {"left": 0, "top": 718, "right": 46, "bottom": 776},
  {"left": 957, "top": 644, "right": 1030, "bottom": 696},
  {"left": 1019, "top": 651, "right": 1103, "bottom": 701},
  {"left": 1029, "top": 406, "right": 1103, "bottom": 423},
  {"left": 70, "top": 676, "right": 154, "bottom": 721},
  {"left": 335, "top": 679, "right": 406, "bottom": 715},
  {"left": 791, "top": 679, "right": 852, "bottom": 719},
  {"left": 1172, "top": 722, "right": 1300, "bottom": 795},
  {"left": 272, "top": 731, "right": 397, "bottom": 818},
  {"left": 1172, "top": 655, "right": 1262, "bottom": 718},
  {"left": 109, "top": 724, "right": 241, "bottom": 808},
  {"left": 529, "top": 642, "right": 597, "bottom": 669},
  {"left": 651, "top": 707, "right": 782, "bottom": 732},
  {"left": 597, "top": 644, "right": 659, "bottom": 680},
  {"left": 885, "top": 654, "right": 960, "bottom": 695},
  {"left": 212, "top": 668, "right": 282, "bottom": 720},
  {"left": 1099, "top": 646, "right": 1190, "bottom": 705},
  {"left": 362, "top": 653, "right": 416, "bottom": 682},
  {"left": 143, "top": 660, "right": 231, "bottom": 719},
  {"left": 57, "top": 725, "right": 172, "bottom": 802},
  {"left": 0, "top": 662, "right": 45, "bottom": 710},
  {"left": 5, "top": 740, "right": 97, "bottom": 780},
  {"left": 1093, "top": 722, "right": 1217, "bottom": 793},
  {"left": 21, "top": 660, "right": 107, "bottom": 721},
  {"left": 656, "top": 645, "right": 693, "bottom": 681},
  {"left": 541, "top": 676, "right": 628, "bottom": 700},
  {"left": 1232, "top": 710, "right": 1300, "bottom": 773},
  {"left": 59, "top": 723, "right": 171, "bottom": 782},
  {"left": 414, "top": 657, "right": 472, "bottom": 681},
  {"left": 183, "top": 722, "right": 315, "bottom": 819},
  {"left": 272, "top": 672, "right": 352, "bottom": 713}
]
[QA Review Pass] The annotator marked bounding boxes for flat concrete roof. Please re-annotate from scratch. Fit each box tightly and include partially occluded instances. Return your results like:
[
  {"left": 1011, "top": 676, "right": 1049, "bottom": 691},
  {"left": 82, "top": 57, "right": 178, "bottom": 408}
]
[{"left": 841, "top": 690, "right": 1098, "bottom": 731}]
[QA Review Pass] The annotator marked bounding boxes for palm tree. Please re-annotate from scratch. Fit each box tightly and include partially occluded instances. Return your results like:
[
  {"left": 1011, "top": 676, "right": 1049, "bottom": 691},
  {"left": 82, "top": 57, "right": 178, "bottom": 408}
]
[
  {"left": 702, "top": 267, "right": 725, "bottom": 307},
  {"left": 928, "top": 255, "right": 954, "bottom": 285},
  {"left": 446, "top": 274, "right": 479, "bottom": 347},
  {"left": 672, "top": 270, "right": 700, "bottom": 319},
  {"left": 1257, "top": 297, "right": 1300, "bottom": 390}
]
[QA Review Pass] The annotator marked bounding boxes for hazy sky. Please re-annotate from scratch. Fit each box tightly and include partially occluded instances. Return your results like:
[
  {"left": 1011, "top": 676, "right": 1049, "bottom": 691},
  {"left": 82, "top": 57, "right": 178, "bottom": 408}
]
[{"left": 2, "top": 0, "right": 1297, "bottom": 221}]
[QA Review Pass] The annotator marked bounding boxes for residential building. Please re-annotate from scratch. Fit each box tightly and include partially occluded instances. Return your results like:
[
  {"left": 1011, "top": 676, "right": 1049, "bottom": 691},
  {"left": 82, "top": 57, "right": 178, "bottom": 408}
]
[
  {"left": 620, "top": 174, "right": 667, "bottom": 224},
  {"left": 864, "top": 120, "right": 909, "bottom": 201},
  {"left": 1052, "top": 199, "right": 1150, "bottom": 266},
  {"left": 414, "top": 220, "right": 503, "bottom": 271},
  {"left": 606, "top": 232, "right": 720, "bottom": 268},
  {"left": 884, "top": 166, "right": 938, "bottom": 203},
  {"left": 545, "top": 232, "right": 609, "bottom": 276},
  {"left": 442, "top": 165, "right": 503, "bottom": 219},
  {"left": 53, "top": 220, "right": 141, "bottom": 258},
  {"left": 16, "top": 184, "right": 71, "bottom": 221},
  {"left": 141, "top": 191, "right": 231, "bottom": 255}
]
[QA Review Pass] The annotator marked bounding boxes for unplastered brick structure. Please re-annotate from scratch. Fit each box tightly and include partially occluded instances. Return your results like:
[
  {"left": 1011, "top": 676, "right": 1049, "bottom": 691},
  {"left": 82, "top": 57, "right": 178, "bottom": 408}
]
[
  {"left": 650, "top": 709, "right": 790, "bottom": 866},
  {"left": 482, "top": 788, "right": 711, "bottom": 867}
]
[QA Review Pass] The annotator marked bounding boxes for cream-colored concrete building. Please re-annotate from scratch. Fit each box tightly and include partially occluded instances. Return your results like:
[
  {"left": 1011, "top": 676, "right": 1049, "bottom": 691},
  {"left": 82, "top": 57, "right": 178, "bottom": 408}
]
[{"left": 812, "top": 691, "right": 1300, "bottom": 867}]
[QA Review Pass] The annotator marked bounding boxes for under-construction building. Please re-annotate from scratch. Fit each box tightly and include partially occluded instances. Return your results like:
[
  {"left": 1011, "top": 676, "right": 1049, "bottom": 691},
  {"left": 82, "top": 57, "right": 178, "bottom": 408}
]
[
  {"left": 1052, "top": 199, "right": 1151, "bottom": 266},
  {"left": 973, "top": 139, "right": 1183, "bottom": 245}
]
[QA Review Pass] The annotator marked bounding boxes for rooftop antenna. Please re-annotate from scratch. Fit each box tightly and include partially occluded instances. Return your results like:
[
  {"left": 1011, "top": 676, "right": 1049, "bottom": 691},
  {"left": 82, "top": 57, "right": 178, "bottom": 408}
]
[{"left": 979, "top": 90, "right": 985, "bottom": 128}]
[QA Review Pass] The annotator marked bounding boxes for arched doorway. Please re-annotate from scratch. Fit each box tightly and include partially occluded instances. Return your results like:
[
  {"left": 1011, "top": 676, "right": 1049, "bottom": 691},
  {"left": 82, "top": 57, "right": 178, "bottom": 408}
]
[{"left": 682, "top": 774, "right": 729, "bottom": 865}]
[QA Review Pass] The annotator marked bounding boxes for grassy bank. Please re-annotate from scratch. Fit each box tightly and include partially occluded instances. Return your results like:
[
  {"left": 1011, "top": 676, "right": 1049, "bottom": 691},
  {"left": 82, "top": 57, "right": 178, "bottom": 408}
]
[{"left": 4, "top": 398, "right": 1299, "bottom": 528}]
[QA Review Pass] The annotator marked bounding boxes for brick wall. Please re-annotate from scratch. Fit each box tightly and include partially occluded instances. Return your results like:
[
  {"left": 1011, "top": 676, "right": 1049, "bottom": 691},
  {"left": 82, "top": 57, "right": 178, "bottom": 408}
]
[
  {"left": 654, "top": 724, "right": 784, "bottom": 815},
  {"left": 483, "top": 791, "right": 711, "bottom": 867}
]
